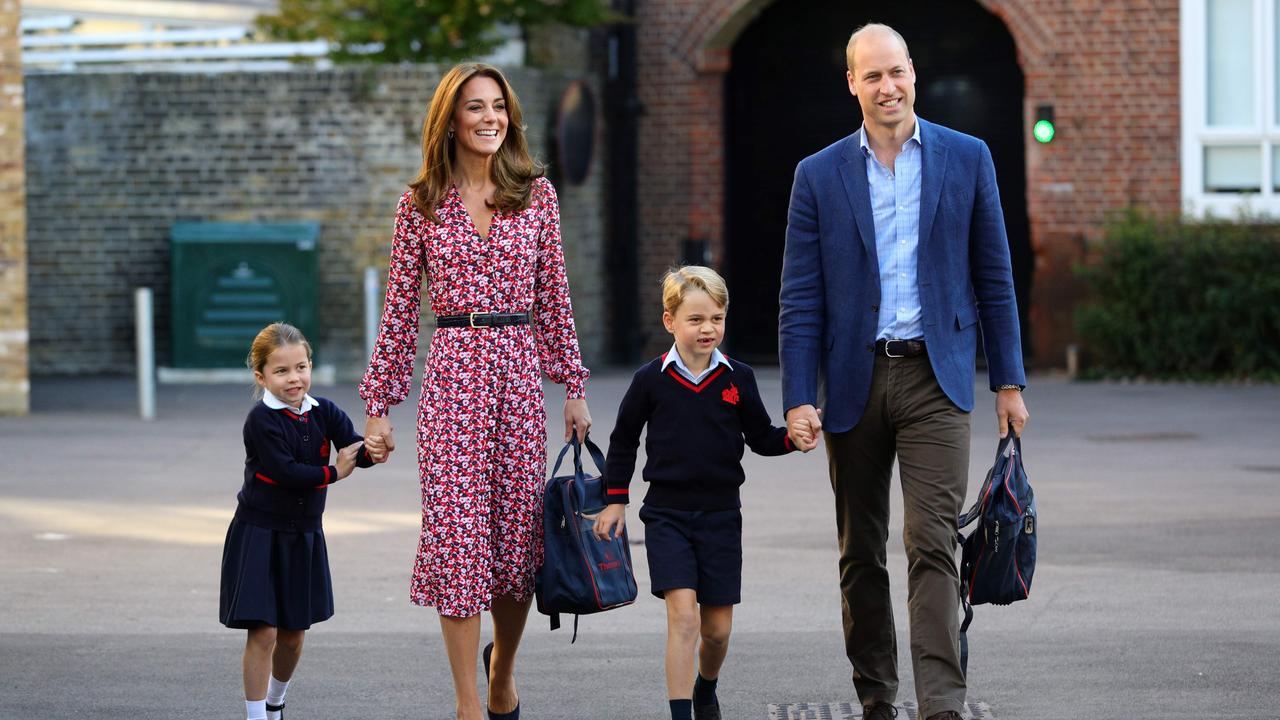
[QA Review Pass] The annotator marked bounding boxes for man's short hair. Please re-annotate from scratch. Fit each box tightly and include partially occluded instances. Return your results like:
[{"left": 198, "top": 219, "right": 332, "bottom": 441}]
[{"left": 846, "top": 23, "right": 911, "bottom": 73}]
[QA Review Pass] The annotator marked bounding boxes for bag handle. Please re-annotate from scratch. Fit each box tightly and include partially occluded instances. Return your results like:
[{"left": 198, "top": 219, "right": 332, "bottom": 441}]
[
  {"left": 957, "top": 425, "right": 1019, "bottom": 529},
  {"left": 549, "top": 434, "right": 606, "bottom": 481}
]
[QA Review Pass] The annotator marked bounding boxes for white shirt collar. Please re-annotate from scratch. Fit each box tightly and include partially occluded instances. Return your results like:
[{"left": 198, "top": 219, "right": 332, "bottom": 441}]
[
  {"left": 661, "top": 344, "right": 731, "bottom": 383},
  {"left": 262, "top": 389, "right": 319, "bottom": 414}
]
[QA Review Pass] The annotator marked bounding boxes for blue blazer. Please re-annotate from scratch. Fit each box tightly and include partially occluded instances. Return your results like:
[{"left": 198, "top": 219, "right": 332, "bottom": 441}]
[{"left": 779, "top": 118, "right": 1025, "bottom": 433}]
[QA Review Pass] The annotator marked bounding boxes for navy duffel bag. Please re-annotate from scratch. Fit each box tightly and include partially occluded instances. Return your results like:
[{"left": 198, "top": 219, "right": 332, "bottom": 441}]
[
  {"left": 957, "top": 426, "right": 1037, "bottom": 673},
  {"left": 535, "top": 435, "right": 637, "bottom": 642}
]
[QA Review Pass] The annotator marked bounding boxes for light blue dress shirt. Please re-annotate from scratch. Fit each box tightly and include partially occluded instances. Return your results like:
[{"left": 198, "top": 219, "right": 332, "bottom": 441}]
[
  {"left": 662, "top": 344, "right": 730, "bottom": 383},
  {"left": 860, "top": 122, "right": 923, "bottom": 341}
]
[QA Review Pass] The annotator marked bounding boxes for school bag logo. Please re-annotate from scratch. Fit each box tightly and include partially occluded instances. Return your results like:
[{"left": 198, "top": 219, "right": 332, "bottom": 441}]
[
  {"left": 535, "top": 436, "right": 638, "bottom": 642},
  {"left": 956, "top": 427, "right": 1037, "bottom": 674},
  {"left": 721, "top": 383, "right": 740, "bottom": 405}
]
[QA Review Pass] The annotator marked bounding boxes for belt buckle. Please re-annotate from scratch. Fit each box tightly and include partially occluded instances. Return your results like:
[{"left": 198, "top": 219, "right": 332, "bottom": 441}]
[
  {"left": 884, "top": 339, "right": 906, "bottom": 358},
  {"left": 469, "top": 312, "right": 488, "bottom": 329}
]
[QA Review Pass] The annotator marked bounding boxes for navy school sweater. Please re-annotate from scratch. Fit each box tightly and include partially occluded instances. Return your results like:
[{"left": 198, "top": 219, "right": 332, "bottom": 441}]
[
  {"left": 235, "top": 397, "right": 374, "bottom": 532},
  {"left": 604, "top": 356, "right": 794, "bottom": 511}
]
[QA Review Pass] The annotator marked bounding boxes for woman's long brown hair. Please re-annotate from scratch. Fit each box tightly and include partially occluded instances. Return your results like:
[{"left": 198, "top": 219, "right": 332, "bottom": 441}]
[{"left": 409, "top": 63, "right": 544, "bottom": 224}]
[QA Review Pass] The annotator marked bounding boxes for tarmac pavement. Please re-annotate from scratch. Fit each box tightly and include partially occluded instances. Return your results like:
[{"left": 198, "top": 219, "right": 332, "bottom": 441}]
[{"left": 2, "top": 369, "right": 1278, "bottom": 719}]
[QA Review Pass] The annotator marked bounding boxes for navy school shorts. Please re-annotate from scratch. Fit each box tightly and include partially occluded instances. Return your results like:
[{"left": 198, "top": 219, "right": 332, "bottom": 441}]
[{"left": 638, "top": 504, "right": 742, "bottom": 606}]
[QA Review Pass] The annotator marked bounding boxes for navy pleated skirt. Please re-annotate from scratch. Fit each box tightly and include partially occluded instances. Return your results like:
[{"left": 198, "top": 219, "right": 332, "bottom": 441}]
[{"left": 219, "top": 517, "right": 334, "bottom": 630}]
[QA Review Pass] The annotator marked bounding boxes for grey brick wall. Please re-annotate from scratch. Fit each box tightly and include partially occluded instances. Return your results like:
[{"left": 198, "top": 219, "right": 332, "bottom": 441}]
[
  {"left": 24, "top": 65, "right": 607, "bottom": 378},
  {"left": 0, "top": 0, "right": 27, "bottom": 415}
]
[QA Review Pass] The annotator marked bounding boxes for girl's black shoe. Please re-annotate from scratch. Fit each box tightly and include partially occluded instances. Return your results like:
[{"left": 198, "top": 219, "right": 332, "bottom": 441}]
[{"left": 265, "top": 701, "right": 285, "bottom": 719}]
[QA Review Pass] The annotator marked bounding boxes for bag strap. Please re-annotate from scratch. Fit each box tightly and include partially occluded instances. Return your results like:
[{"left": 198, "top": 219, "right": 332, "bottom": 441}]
[{"left": 959, "top": 542, "right": 974, "bottom": 677}]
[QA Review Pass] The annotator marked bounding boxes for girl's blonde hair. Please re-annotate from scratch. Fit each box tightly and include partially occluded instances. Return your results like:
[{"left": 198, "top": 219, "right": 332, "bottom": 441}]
[
  {"left": 246, "top": 322, "right": 312, "bottom": 398},
  {"left": 661, "top": 265, "right": 730, "bottom": 315},
  {"left": 409, "top": 62, "right": 544, "bottom": 224}
]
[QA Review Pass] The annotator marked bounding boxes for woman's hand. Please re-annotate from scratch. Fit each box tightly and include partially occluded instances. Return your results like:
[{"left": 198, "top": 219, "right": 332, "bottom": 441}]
[
  {"left": 564, "top": 398, "right": 592, "bottom": 443},
  {"left": 364, "top": 416, "right": 395, "bottom": 462},
  {"left": 593, "top": 504, "right": 627, "bottom": 541}
]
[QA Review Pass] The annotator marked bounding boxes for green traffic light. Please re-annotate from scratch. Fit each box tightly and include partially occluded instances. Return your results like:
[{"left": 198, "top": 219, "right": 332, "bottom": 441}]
[{"left": 1033, "top": 119, "right": 1056, "bottom": 144}]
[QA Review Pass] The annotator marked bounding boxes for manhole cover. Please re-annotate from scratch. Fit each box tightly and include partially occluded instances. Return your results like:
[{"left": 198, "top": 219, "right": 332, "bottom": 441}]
[
  {"left": 1085, "top": 431, "right": 1197, "bottom": 443},
  {"left": 767, "top": 701, "right": 993, "bottom": 719}
]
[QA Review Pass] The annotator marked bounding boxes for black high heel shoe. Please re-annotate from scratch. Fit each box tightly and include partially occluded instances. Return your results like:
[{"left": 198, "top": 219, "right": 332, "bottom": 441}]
[{"left": 482, "top": 642, "right": 520, "bottom": 720}]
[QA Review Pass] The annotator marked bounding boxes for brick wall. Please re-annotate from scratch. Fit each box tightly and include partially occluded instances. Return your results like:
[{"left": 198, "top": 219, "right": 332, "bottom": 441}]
[
  {"left": 634, "top": 0, "right": 1182, "bottom": 363},
  {"left": 23, "top": 66, "right": 607, "bottom": 377},
  {"left": 0, "top": 0, "right": 27, "bottom": 415}
]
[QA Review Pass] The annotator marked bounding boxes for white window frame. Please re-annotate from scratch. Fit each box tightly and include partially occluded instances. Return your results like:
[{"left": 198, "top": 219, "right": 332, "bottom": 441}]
[{"left": 1182, "top": 0, "right": 1280, "bottom": 216}]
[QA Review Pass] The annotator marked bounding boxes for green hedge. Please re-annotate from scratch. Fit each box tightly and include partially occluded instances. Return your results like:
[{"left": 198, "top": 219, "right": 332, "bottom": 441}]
[{"left": 1076, "top": 210, "right": 1280, "bottom": 380}]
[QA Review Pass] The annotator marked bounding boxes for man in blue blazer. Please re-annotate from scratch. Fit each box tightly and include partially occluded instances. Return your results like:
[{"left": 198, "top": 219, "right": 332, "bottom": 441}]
[{"left": 778, "top": 23, "right": 1029, "bottom": 720}]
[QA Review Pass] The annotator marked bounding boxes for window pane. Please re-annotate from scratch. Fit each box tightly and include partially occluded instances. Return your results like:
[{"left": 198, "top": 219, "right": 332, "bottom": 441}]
[
  {"left": 1272, "top": 146, "right": 1280, "bottom": 190},
  {"left": 1205, "top": 145, "right": 1261, "bottom": 192},
  {"left": 1208, "top": 0, "right": 1254, "bottom": 126}
]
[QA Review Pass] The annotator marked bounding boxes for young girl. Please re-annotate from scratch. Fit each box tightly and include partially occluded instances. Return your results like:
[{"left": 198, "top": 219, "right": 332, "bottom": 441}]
[{"left": 219, "top": 322, "right": 381, "bottom": 720}]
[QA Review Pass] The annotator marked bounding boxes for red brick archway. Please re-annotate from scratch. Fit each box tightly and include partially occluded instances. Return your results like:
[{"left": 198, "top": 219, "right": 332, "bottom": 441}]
[{"left": 632, "top": 0, "right": 1180, "bottom": 364}]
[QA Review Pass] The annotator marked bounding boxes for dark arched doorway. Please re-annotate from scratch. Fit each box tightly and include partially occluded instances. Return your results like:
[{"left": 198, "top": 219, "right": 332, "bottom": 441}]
[{"left": 724, "top": 0, "right": 1031, "bottom": 363}]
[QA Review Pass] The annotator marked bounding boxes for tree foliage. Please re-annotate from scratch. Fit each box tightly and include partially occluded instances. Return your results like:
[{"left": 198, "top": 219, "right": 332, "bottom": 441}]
[
  {"left": 1076, "top": 209, "right": 1280, "bottom": 380},
  {"left": 257, "top": 0, "right": 614, "bottom": 64}
]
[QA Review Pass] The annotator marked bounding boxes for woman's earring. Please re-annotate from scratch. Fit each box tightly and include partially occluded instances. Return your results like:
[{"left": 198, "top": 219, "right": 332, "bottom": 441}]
[{"left": 447, "top": 129, "right": 455, "bottom": 140}]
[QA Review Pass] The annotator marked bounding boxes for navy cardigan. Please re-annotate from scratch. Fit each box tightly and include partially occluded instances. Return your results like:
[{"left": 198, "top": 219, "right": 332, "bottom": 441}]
[
  {"left": 234, "top": 397, "right": 374, "bottom": 532},
  {"left": 604, "top": 356, "right": 793, "bottom": 510}
]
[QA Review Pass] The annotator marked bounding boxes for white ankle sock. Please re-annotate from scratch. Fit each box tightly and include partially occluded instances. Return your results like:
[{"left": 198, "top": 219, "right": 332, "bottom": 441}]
[
  {"left": 266, "top": 676, "right": 290, "bottom": 706},
  {"left": 245, "top": 698, "right": 267, "bottom": 720}
]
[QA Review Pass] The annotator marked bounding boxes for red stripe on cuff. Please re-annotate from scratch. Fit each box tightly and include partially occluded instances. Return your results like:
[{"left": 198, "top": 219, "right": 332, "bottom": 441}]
[{"left": 606, "top": 488, "right": 629, "bottom": 495}]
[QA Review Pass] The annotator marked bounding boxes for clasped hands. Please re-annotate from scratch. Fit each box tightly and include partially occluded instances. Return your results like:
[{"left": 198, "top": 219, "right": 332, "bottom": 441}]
[
  {"left": 785, "top": 404, "right": 823, "bottom": 453},
  {"left": 362, "top": 416, "right": 397, "bottom": 464}
]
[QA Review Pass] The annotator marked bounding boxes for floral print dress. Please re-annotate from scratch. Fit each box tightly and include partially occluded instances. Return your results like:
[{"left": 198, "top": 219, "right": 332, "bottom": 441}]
[{"left": 359, "top": 177, "right": 589, "bottom": 617}]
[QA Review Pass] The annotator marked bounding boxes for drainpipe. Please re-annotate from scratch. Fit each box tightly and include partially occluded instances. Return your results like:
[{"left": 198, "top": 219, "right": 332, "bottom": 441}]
[{"left": 605, "top": 0, "right": 643, "bottom": 363}]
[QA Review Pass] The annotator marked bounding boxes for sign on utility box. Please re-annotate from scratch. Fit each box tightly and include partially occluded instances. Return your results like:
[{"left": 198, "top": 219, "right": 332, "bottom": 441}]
[{"left": 170, "top": 222, "right": 319, "bottom": 369}]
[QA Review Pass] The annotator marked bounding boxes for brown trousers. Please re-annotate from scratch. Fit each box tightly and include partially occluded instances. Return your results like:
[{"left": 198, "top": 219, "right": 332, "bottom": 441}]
[{"left": 824, "top": 352, "right": 970, "bottom": 719}]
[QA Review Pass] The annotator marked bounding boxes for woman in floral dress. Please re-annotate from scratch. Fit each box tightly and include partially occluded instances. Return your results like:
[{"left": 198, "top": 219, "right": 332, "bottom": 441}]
[{"left": 359, "top": 63, "right": 592, "bottom": 720}]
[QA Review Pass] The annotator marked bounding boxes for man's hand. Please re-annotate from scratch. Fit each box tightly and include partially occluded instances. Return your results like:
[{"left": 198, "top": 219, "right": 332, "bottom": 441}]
[
  {"left": 996, "top": 389, "right": 1029, "bottom": 437},
  {"left": 786, "top": 404, "right": 823, "bottom": 452}
]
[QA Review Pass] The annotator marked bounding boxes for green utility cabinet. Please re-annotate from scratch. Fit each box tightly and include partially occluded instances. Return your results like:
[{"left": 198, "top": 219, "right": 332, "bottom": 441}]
[{"left": 170, "top": 222, "right": 320, "bottom": 368}]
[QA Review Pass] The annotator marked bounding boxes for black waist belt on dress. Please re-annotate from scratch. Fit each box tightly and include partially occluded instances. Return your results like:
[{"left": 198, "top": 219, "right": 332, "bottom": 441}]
[
  {"left": 875, "top": 338, "right": 927, "bottom": 358},
  {"left": 435, "top": 312, "right": 532, "bottom": 328}
]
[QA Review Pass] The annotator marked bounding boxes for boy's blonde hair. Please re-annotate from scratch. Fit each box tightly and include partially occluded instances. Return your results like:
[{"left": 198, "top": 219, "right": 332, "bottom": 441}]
[
  {"left": 246, "top": 322, "right": 313, "bottom": 398},
  {"left": 661, "top": 265, "right": 729, "bottom": 314}
]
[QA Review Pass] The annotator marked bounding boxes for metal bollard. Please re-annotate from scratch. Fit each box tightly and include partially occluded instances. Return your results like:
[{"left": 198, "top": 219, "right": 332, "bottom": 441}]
[
  {"left": 364, "top": 266, "right": 381, "bottom": 361},
  {"left": 134, "top": 287, "right": 155, "bottom": 420}
]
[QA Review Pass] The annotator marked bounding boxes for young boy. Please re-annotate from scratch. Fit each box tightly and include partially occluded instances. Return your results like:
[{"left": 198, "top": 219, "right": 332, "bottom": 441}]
[{"left": 594, "top": 266, "right": 809, "bottom": 720}]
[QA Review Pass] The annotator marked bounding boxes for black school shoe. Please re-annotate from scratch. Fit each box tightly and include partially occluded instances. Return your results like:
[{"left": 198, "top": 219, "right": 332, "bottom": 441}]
[
  {"left": 863, "top": 702, "right": 897, "bottom": 720},
  {"left": 693, "top": 699, "right": 721, "bottom": 720},
  {"left": 265, "top": 701, "right": 284, "bottom": 718}
]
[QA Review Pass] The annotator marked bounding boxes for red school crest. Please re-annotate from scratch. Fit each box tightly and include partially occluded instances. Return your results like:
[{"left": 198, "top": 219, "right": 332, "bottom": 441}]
[{"left": 722, "top": 383, "right": 740, "bottom": 405}]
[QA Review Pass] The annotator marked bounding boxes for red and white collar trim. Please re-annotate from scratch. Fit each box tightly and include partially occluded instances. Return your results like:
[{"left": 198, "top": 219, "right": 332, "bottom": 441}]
[{"left": 661, "top": 345, "right": 731, "bottom": 385}]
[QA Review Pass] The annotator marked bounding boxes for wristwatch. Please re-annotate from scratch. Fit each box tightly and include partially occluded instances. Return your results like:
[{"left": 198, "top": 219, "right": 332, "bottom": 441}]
[{"left": 996, "top": 384, "right": 1024, "bottom": 392}]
